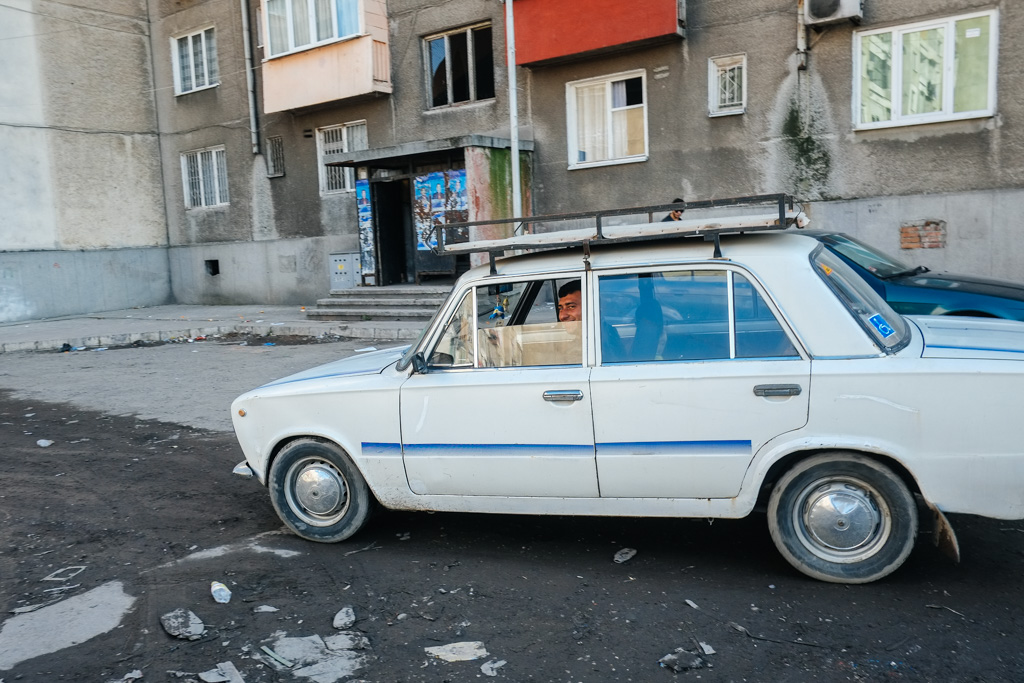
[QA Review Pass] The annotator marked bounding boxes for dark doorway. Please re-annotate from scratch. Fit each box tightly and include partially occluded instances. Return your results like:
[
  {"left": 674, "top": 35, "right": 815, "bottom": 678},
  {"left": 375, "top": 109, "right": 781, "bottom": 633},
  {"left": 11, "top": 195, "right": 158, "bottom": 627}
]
[{"left": 373, "top": 179, "right": 414, "bottom": 285}]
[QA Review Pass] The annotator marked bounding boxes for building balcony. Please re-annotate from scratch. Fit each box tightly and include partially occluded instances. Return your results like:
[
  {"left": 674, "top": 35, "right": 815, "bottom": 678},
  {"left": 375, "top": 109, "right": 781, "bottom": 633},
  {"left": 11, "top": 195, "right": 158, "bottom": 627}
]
[
  {"left": 261, "top": 0, "right": 390, "bottom": 113},
  {"left": 513, "top": 0, "right": 685, "bottom": 67}
]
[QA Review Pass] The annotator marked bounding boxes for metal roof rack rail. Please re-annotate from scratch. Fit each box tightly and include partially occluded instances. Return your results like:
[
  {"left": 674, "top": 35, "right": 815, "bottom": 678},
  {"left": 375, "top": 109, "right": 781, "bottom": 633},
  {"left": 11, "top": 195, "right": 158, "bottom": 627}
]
[{"left": 430, "top": 193, "right": 807, "bottom": 259}]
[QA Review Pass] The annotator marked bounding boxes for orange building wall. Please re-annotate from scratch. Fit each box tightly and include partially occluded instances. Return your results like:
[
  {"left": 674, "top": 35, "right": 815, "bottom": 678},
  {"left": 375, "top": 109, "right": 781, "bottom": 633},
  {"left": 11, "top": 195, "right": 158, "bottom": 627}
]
[{"left": 513, "top": 0, "right": 681, "bottom": 65}]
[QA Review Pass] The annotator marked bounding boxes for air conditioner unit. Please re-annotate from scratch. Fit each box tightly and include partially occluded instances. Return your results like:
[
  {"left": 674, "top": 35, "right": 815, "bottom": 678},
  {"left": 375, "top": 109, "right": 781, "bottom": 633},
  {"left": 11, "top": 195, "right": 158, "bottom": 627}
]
[{"left": 803, "top": 0, "right": 862, "bottom": 26}]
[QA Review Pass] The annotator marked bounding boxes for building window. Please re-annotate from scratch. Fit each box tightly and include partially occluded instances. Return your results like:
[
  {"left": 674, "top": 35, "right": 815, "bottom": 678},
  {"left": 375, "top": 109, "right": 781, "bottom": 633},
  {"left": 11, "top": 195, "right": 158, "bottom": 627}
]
[
  {"left": 317, "top": 121, "right": 367, "bottom": 193},
  {"left": 854, "top": 10, "right": 997, "bottom": 130},
  {"left": 566, "top": 70, "right": 648, "bottom": 169},
  {"left": 265, "top": 0, "right": 360, "bottom": 57},
  {"left": 425, "top": 24, "right": 495, "bottom": 108},
  {"left": 266, "top": 136, "right": 285, "bottom": 177},
  {"left": 708, "top": 54, "right": 746, "bottom": 116},
  {"left": 181, "top": 146, "right": 229, "bottom": 208},
  {"left": 173, "top": 27, "right": 218, "bottom": 95}
]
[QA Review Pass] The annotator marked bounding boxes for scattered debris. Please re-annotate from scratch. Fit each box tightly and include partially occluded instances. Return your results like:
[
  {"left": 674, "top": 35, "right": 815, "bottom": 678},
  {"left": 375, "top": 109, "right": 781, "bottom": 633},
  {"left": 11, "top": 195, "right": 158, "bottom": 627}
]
[
  {"left": 260, "top": 633, "right": 370, "bottom": 682},
  {"left": 254, "top": 605, "right": 280, "bottom": 613},
  {"left": 659, "top": 648, "right": 706, "bottom": 672},
  {"left": 36, "top": 439, "right": 54, "bottom": 448},
  {"left": 260, "top": 645, "right": 295, "bottom": 668},
  {"left": 42, "top": 566, "right": 86, "bottom": 581},
  {"left": 425, "top": 641, "right": 489, "bottom": 662},
  {"left": 198, "top": 661, "right": 245, "bottom": 683},
  {"left": 685, "top": 599, "right": 699, "bottom": 609},
  {"left": 333, "top": 606, "right": 356, "bottom": 629},
  {"left": 9, "top": 600, "right": 61, "bottom": 615},
  {"left": 699, "top": 642, "right": 716, "bottom": 655},
  {"left": 160, "top": 608, "right": 207, "bottom": 641},
  {"left": 106, "top": 670, "right": 144, "bottom": 683},
  {"left": 926, "top": 604, "right": 966, "bottom": 617},
  {"left": 613, "top": 548, "right": 637, "bottom": 564},
  {"left": 42, "top": 583, "right": 80, "bottom": 594},
  {"left": 343, "top": 542, "right": 381, "bottom": 556},
  {"left": 211, "top": 581, "right": 232, "bottom": 603},
  {"left": 325, "top": 632, "right": 369, "bottom": 650},
  {"left": 481, "top": 659, "right": 507, "bottom": 676}
]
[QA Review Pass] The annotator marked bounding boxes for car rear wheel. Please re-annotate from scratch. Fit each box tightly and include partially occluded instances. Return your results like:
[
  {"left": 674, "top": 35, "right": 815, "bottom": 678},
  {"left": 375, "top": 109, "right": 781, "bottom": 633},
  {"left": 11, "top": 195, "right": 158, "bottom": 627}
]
[
  {"left": 767, "top": 453, "right": 917, "bottom": 584},
  {"left": 269, "top": 438, "right": 372, "bottom": 543}
]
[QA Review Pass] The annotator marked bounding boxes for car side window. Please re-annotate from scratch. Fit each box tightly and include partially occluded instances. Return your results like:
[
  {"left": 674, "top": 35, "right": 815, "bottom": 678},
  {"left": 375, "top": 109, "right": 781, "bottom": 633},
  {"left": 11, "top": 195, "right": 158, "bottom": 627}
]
[
  {"left": 429, "top": 276, "right": 584, "bottom": 369},
  {"left": 598, "top": 269, "right": 798, "bottom": 363}
]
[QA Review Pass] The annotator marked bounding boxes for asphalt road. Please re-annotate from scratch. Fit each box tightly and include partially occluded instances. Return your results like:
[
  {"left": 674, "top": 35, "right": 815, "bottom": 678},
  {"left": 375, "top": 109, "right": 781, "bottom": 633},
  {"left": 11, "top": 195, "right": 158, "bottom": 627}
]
[{"left": 1, "top": 340, "right": 1023, "bottom": 681}]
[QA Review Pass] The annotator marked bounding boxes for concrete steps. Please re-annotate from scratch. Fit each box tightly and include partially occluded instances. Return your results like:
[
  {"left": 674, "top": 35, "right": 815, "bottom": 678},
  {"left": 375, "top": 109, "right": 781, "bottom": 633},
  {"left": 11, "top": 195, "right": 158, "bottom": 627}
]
[{"left": 305, "top": 285, "right": 451, "bottom": 322}]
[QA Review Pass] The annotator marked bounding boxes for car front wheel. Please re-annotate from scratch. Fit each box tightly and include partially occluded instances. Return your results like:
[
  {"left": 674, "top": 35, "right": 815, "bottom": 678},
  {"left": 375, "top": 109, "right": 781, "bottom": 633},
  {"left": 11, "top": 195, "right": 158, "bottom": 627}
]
[
  {"left": 767, "top": 453, "right": 917, "bottom": 584},
  {"left": 268, "top": 438, "right": 372, "bottom": 543}
]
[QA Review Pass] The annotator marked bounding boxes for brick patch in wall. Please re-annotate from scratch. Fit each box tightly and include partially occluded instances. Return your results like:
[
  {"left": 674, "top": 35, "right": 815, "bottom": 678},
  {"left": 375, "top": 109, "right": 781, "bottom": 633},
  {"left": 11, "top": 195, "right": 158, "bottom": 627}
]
[{"left": 900, "top": 219, "right": 947, "bottom": 249}]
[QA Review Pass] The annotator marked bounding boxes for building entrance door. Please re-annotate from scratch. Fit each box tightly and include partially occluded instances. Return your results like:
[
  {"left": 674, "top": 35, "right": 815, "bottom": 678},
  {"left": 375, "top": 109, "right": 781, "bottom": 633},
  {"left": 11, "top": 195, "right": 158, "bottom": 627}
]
[{"left": 373, "top": 179, "right": 414, "bottom": 285}]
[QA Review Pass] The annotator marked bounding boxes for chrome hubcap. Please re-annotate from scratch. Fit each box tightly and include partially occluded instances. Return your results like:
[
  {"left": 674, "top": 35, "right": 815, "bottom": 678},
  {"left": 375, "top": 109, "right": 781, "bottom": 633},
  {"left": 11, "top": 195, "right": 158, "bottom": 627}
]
[
  {"left": 795, "top": 478, "right": 889, "bottom": 563},
  {"left": 286, "top": 457, "right": 349, "bottom": 527}
]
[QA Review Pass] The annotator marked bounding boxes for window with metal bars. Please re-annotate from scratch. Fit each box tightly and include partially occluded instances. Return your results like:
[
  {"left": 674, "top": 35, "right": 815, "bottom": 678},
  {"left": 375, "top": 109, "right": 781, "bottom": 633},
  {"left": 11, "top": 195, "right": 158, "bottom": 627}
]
[
  {"left": 266, "top": 136, "right": 285, "bottom": 177},
  {"left": 317, "top": 122, "right": 367, "bottom": 193},
  {"left": 708, "top": 54, "right": 746, "bottom": 117},
  {"left": 181, "top": 146, "right": 229, "bottom": 208},
  {"left": 174, "top": 27, "right": 219, "bottom": 95},
  {"left": 425, "top": 24, "right": 495, "bottom": 109}
]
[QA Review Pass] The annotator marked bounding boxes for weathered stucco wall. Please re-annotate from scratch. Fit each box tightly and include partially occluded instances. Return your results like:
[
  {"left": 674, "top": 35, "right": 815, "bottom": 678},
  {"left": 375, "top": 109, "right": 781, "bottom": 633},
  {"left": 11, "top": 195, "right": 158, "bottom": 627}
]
[
  {"left": 168, "top": 235, "right": 352, "bottom": 304},
  {"left": 0, "top": 1, "right": 169, "bottom": 321}
]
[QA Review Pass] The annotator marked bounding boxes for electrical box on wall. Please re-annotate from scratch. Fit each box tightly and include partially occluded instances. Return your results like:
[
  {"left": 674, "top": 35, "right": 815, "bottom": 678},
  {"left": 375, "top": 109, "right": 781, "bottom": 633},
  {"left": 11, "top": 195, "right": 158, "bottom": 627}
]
[{"left": 803, "top": 0, "right": 862, "bottom": 26}]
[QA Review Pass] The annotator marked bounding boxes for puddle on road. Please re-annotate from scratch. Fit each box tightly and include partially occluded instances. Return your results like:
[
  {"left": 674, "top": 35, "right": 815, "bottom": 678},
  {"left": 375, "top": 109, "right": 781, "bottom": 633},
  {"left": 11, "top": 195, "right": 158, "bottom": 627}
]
[{"left": 0, "top": 580, "right": 136, "bottom": 670}]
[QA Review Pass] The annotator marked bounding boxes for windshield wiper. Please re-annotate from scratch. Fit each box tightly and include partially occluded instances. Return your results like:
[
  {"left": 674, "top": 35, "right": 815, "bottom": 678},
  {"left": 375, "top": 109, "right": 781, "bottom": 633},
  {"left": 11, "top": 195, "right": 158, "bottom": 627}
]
[{"left": 881, "top": 265, "right": 929, "bottom": 279}]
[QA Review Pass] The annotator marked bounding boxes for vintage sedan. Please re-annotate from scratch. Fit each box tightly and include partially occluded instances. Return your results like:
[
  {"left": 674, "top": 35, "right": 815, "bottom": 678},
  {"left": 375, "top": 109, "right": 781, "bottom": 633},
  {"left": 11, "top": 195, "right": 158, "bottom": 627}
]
[{"left": 231, "top": 211, "right": 1024, "bottom": 584}]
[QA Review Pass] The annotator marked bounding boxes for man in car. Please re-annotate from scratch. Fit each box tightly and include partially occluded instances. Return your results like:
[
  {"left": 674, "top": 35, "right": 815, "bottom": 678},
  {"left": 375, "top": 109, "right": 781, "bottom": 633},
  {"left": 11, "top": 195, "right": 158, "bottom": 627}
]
[{"left": 557, "top": 280, "right": 582, "bottom": 322}]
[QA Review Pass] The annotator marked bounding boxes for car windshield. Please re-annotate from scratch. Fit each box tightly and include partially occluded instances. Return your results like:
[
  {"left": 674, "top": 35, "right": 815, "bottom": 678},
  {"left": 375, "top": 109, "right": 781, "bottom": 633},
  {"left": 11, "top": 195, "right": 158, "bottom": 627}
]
[
  {"left": 820, "top": 233, "right": 916, "bottom": 279},
  {"left": 811, "top": 245, "right": 910, "bottom": 354}
]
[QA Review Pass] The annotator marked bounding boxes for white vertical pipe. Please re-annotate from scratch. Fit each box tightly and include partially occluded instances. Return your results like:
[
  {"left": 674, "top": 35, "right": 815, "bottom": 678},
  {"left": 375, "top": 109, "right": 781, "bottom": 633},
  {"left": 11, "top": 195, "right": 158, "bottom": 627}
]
[
  {"left": 504, "top": 0, "right": 522, "bottom": 218},
  {"left": 240, "top": 0, "right": 260, "bottom": 153}
]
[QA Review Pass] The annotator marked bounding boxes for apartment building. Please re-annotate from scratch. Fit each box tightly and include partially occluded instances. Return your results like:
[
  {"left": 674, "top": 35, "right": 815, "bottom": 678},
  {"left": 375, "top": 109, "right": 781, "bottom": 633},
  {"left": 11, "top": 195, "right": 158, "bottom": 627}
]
[{"left": 1, "top": 0, "right": 1021, "bottom": 321}]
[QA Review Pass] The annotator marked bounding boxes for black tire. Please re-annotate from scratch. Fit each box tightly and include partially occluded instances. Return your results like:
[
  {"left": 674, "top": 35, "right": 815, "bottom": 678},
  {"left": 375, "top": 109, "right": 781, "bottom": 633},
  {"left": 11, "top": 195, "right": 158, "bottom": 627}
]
[
  {"left": 767, "top": 452, "right": 917, "bottom": 584},
  {"left": 268, "top": 438, "right": 372, "bottom": 543}
]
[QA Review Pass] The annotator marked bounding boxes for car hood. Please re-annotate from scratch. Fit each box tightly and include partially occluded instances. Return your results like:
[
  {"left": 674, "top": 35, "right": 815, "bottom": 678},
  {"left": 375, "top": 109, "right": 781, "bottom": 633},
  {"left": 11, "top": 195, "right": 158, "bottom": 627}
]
[
  {"left": 898, "top": 271, "right": 1024, "bottom": 302},
  {"left": 259, "top": 346, "right": 407, "bottom": 389},
  {"left": 911, "top": 316, "right": 1024, "bottom": 360}
]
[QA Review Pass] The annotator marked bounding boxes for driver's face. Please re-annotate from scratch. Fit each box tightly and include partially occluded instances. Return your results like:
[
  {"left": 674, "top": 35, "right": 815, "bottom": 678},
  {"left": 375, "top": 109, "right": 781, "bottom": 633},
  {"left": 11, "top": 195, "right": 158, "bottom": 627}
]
[{"left": 557, "top": 291, "right": 582, "bottom": 322}]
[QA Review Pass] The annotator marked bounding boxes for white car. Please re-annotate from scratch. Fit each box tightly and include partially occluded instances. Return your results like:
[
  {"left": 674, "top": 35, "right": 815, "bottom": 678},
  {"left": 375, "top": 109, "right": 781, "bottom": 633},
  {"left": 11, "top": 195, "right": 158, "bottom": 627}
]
[{"left": 231, "top": 207, "right": 1024, "bottom": 584}]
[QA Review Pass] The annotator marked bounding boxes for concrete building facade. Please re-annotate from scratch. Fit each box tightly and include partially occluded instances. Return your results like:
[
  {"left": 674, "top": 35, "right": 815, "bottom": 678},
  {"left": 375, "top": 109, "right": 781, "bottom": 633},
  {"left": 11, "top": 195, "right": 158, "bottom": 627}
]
[{"left": 2, "top": 0, "right": 1022, "bottom": 322}]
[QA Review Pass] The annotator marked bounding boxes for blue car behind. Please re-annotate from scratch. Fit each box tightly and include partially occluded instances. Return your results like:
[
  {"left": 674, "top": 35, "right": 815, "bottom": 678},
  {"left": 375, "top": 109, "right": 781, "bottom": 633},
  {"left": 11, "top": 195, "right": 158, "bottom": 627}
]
[{"left": 807, "top": 231, "right": 1024, "bottom": 321}]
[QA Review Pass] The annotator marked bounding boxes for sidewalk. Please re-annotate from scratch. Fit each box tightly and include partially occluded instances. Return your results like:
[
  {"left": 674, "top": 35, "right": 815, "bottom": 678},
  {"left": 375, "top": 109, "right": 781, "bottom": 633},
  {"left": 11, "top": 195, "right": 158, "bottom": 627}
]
[{"left": 0, "top": 304, "right": 425, "bottom": 353}]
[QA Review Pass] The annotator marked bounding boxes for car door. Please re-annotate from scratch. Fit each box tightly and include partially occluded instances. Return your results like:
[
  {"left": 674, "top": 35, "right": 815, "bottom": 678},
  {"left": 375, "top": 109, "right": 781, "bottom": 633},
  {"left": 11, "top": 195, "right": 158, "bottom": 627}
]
[
  {"left": 400, "top": 274, "right": 598, "bottom": 497},
  {"left": 590, "top": 266, "right": 810, "bottom": 498}
]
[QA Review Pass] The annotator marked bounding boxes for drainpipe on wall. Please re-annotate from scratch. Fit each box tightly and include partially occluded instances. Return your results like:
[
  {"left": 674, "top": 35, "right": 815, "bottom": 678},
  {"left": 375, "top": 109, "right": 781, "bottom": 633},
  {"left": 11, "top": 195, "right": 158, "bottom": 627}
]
[
  {"left": 796, "top": 0, "right": 808, "bottom": 70},
  {"left": 240, "top": 0, "right": 260, "bottom": 153},
  {"left": 501, "top": 0, "right": 523, "bottom": 220}
]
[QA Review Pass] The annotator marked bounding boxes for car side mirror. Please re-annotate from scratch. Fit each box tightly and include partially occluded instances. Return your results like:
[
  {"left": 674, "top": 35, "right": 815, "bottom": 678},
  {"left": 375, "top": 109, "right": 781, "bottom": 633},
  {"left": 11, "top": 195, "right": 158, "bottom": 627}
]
[{"left": 411, "top": 352, "right": 428, "bottom": 374}]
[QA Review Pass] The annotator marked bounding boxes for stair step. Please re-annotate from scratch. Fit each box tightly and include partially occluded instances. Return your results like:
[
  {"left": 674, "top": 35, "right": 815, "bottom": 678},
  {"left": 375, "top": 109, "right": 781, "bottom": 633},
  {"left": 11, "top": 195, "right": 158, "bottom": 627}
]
[
  {"left": 314, "top": 296, "right": 446, "bottom": 308},
  {"left": 306, "top": 307, "right": 437, "bottom": 321}
]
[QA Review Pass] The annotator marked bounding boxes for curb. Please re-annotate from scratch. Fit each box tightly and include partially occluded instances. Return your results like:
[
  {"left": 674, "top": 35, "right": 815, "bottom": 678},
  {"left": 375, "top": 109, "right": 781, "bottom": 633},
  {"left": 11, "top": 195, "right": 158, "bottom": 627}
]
[{"left": 0, "top": 322, "right": 421, "bottom": 354}]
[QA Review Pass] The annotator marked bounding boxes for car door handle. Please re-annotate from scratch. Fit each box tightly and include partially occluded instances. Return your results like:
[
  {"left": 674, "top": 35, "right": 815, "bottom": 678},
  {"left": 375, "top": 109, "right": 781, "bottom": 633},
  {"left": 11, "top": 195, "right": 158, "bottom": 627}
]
[
  {"left": 543, "top": 390, "right": 584, "bottom": 402},
  {"left": 753, "top": 384, "right": 802, "bottom": 397}
]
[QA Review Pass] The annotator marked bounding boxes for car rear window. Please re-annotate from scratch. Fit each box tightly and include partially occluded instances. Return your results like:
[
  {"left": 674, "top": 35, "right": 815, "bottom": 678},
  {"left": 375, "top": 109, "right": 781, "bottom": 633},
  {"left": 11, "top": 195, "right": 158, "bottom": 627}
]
[{"left": 811, "top": 245, "right": 910, "bottom": 353}]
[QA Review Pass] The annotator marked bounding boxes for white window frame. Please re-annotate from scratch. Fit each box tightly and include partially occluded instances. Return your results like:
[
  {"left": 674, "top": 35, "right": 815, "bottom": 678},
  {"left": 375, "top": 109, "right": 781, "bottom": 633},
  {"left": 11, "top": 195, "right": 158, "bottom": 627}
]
[
  {"left": 263, "top": 0, "right": 363, "bottom": 59},
  {"left": 708, "top": 54, "right": 746, "bottom": 117},
  {"left": 317, "top": 121, "right": 367, "bottom": 194},
  {"left": 424, "top": 22, "right": 495, "bottom": 109},
  {"left": 852, "top": 10, "right": 998, "bottom": 131},
  {"left": 180, "top": 146, "right": 229, "bottom": 208},
  {"left": 566, "top": 69, "right": 649, "bottom": 171},
  {"left": 171, "top": 26, "right": 219, "bottom": 96}
]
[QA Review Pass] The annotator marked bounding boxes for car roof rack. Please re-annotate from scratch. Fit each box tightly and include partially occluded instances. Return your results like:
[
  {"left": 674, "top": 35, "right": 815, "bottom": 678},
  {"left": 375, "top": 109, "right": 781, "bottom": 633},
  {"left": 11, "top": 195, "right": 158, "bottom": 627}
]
[{"left": 430, "top": 194, "right": 808, "bottom": 265}]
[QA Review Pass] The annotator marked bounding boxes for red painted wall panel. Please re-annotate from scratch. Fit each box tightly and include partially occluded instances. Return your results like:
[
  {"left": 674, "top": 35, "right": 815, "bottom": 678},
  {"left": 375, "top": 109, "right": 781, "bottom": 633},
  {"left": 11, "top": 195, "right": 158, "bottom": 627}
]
[{"left": 513, "top": 0, "right": 680, "bottom": 65}]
